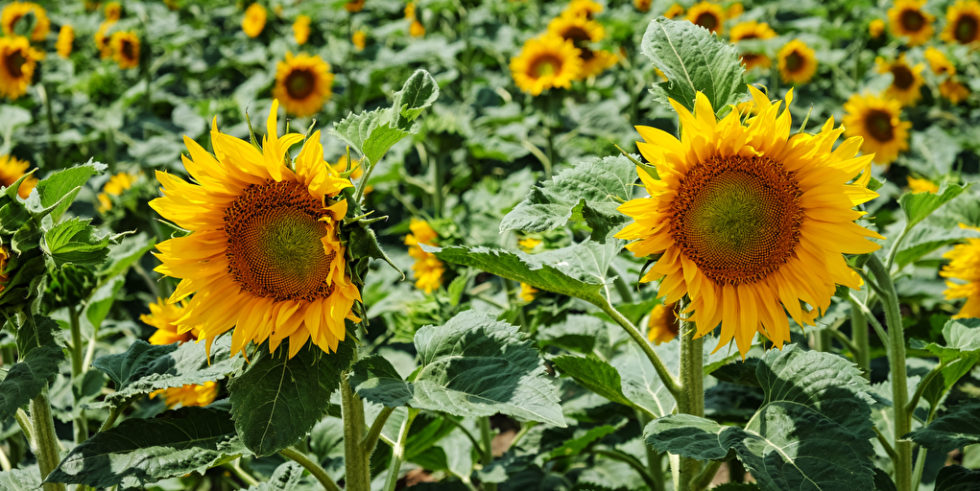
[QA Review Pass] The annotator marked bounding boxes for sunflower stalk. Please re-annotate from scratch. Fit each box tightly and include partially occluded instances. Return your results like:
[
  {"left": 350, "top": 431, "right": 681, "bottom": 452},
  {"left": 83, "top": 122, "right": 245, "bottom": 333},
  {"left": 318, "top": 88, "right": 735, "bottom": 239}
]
[
  {"left": 30, "top": 391, "right": 65, "bottom": 491},
  {"left": 340, "top": 374, "right": 371, "bottom": 491},
  {"left": 676, "top": 299, "right": 704, "bottom": 491},
  {"left": 382, "top": 408, "right": 417, "bottom": 491},
  {"left": 479, "top": 416, "right": 497, "bottom": 491},
  {"left": 849, "top": 296, "right": 871, "bottom": 377},
  {"left": 67, "top": 304, "right": 88, "bottom": 444}
]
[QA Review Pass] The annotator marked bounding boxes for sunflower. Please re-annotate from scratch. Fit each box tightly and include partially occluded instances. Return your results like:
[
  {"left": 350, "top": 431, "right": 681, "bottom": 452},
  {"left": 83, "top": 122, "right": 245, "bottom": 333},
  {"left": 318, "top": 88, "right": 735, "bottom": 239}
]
[
  {"left": 869, "top": 19, "right": 886, "bottom": 38},
  {"left": 242, "top": 3, "right": 266, "bottom": 38},
  {"left": 510, "top": 35, "right": 582, "bottom": 96},
  {"left": 924, "top": 47, "right": 955, "bottom": 76},
  {"left": 686, "top": 2, "right": 725, "bottom": 35},
  {"left": 727, "top": 2, "right": 744, "bottom": 19},
  {"left": 352, "top": 30, "right": 366, "bottom": 51},
  {"left": 56, "top": 24, "right": 73, "bottom": 58},
  {"left": 842, "top": 93, "right": 911, "bottom": 165},
  {"left": 142, "top": 299, "right": 219, "bottom": 408},
  {"left": 942, "top": 0, "right": 980, "bottom": 44},
  {"left": 95, "top": 22, "right": 113, "bottom": 59},
  {"left": 409, "top": 20, "right": 425, "bottom": 37},
  {"left": 888, "top": 0, "right": 934, "bottom": 46},
  {"left": 876, "top": 55, "right": 924, "bottom": 105},
  {"left": 777, "top": 39, "right": 817, "bottom": 84},
  {"left": 151, "top": 381, "right": 218, "bottom": 408},
  {"left": 104, "top": 1, "right": 122, "bottom": 22},
  {"left": 110, "top": 31, "right": 139, "bottom": 70},
  {"left": 634, "top": 0, "right": 652, "bottom": 12},
  {"left": 616, "top": 87, "right": 883, "bottom": 356},
  {"left": 0, "top": 246, "right": 8, "bottom": 294},
  {"left": 293, "top": 15, "right": 311, "bottom": 45},
  {"left": 404, "top": 219, "right": 444, "bottom": 294},
  {"left": 664, "top": 3, "right": 685, "bottom": 19},
  {"left": 272, "top": 52, "right": 334, "bottom": 117},
  {"left": 939, "top": 78, "right": 970, "bottom": 104},
  {"left": 0, "top": 37, "right": 42, "bottom": 100},
  {"left": 97, "top": 172, "right": 138, "bottom": 213},
  {"left": 647, "top": 303, "right": 678, "bottom": 345},
  {"left": 0, "top": 155, "right": 36, "bottom": 199},
  {"left": 941, "top": 229, "right": 980, "bottom": 318},
  {"left": 520, "top": 282, "right": 539, "bottom": 302},
  {"left": 150, "top": 100, "right": 360, "bottom": 358},
  {"left": 907, "top": 176, "right": 938, "bottom": 194},
  {"left": 1, "top": 2, "right": 50, "bottom": 42},
  {"left": 564, "top": 0, "right": 603, "bottom": 20},
  {"left": 518, "top": 237, "right": 542, "bottom": 252},
  {"left": 345, "top": 0, "right": 365, "bottom": 13},
  {"left": 730, "top": 21, "right": 776, "bottom": 70}
]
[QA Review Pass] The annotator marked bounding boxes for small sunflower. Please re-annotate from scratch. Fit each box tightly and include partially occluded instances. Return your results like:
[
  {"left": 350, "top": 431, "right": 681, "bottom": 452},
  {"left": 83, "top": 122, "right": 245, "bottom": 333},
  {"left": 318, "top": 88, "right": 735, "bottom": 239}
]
[
  {"left": 0, "top": 36, "right": 43, "bottom": 100},
  {"left": 942, "top": 0, "right": 980, "bottom": 44},
  {"left": 939, "top": 78, "right": 970, "bottom": 104},
  {"left": 404, "top": 219, "right": 444, "bottom": 294},
  {"left": 616, "top": 87, "right": 883, "bottom": 356},
  {"left": 56, "top": 24, "right": 73, "bottom": 58},
  {"left": 564, "top": 0, "right": 603, "bottom": 20},
  {"left": 647, "top": 303, "right": 679, "bottom": 345},
  {"left": 941, "top": 228, "right": 980, "bottom": 318},
  {"left": 344, "top": 0, "right": 365, "bottom": 13},
  {"left": 876, "top": 55, "right": 925, "bottom": 105},
  {"left": 110, "top": 31, "right": 139, "bottom": 70},
  {"left": 151, "top": 381, "right": 219, "bottom": 408},
  {"left": 518, "top": 237, "right": 542, "bottom": 252},
  {"left": 352, "top": 30, "right": 366, "bottom": 51},
  {"left": 686, "top": 2, "right": 725, "bottom": 35},
  {"left": 272, "top": 52, "right": 334, "bottom": 117},
  {"left": 842, "top": 93, "right": 911, "bottom": 165},
  {"left": 924, "top": 47, "right": 955, "bottom": 76},
  {"left": 547, "top": 15, "right": 614, "bottom": 78},
  {"left": 664, "top": 3, "right": 685, "bottom": 19},
  {"left": 150, "top": 100, "right": 360, "bottom": 358},
  {"left": 242, "top": 3, "right": 266, "bottom": 38},
  {"left": 1, "top": 2, "right": 49, "bottom": 42},
  {"left": 409, "top": 19, "right": 425, "bottom": 37},
  {"left": 869, "top": 19, "right": 886, "bottom": 38},
  {"left": 888, "top": 0, "right": 934, "bottom": 46},
  {"left": 907, "top": 176, "right": 939, "bottom": 194},
  {"left": 520, "top": 282, "right": 539, "bottom": 302},
  {"left": 97, "top": 172, "right": 138, "bottom": 213},
  {"left": 104, "top": 1, "right": 122, "bottom": 22},
  {"left": 293, "top": 15, "right": 311, "bottom": 45},
  {"left": 726, "top": 2, "right": 744, "bottom": 19},
  {"left": 95, "top": 22, "right": 113, "bottom": 59},
  {"left": 0, "top": 155, "right": 35, "bottom": 199},
  {"left": 777, "top": 39, "right": 817, "bottom": 84},
  {"left": 730, "top": 21, "right": 776, "bottom": 70},
  {"left": 634, "top": 0, "right": 652, "bottom": 12},
  {"left": 510, "top": 35, "right": 582, "bottom": 96}
]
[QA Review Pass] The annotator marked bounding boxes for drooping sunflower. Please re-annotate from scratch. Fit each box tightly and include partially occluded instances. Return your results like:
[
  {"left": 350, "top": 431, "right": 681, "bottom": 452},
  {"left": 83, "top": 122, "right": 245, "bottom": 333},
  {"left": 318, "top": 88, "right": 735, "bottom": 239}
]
[
  {"left": 97, "top": 172, "right": 138, "bottom": 213},
  {"left": 939, "top": 78, "right": 970, "bottom": 103},
  {"left": 547, "top": 15, "right": 614, "bottom": 78},
  {"left": 869, "top": 19, "right": 886, "bottom": 38},
  {"left": 272, "top": 52, "right": 334, "bottom": 117},
  {"left": 664, "top": 3, "right": 685, "bottom": 19},
  {"left": 110, "top": 31, "right": 139, "bottom": 69},
  {"left": 941, "top": 228, "right": 980, "bottom": 318},
  {"left": 56, "top": 24, "right": 73, "bottom": 58},
  {"left": 876, "top": 55, "right": 924, "bottom": 105},
  {"left": 888, "top": 0, "right": 934, "bottom": 46},
  {"left": 510, "top": 35, "right": 582, "bottom": 96},
  {"left": 293, "top": 15, "right": 311, "bottom": 45},
  {"left": 686, "top": 2, "right": 725, "bottom": 35},
  {"left": 0, "top": 36, "right": 42, "bottom": 100},
  {"left": 730, "top": 21, "right": 776, "bottom": 70},
  {"left": 777, "top": 39, "right": 817, "bottom": 84},
  {"left": 1, "top": 2, "right": 50, "bottom": 42},
  {"left": 150, "top": 100, "right": 360, "bottom": 358},
  {"left": 616, "top": 87, "right": 883, "bottom": 356},
  {"left": 0, "top": 155, "right": 36, "bottom": 199},
  {"left": 924, "top": 46, "right": 955, "bottom": 76},
  {"left": 907, "top": 176, "right": 939, "bottom": 194},
  {"left": 842, "top": 93, "right": 911, "bottom": 165},
  {"left": 564, "top": 0, "right": 603, "bottom": 20},
  {"left": 647, "top": 303, "right": 678, "bottom": 345},
  {"left": 352, "top": 30, "right": 366, "bottom": 51},
  {"left": 404, "top": 218, "right": 444, "bottom": 294},
  {"left": 142, "top": 299, "right": 219, "bottom": 408},
  {"left": 942, "top": 0, "right": 980, "bottom": 44},
  {"left": 242, "top": 3, "right": 266, "bottom": 38}
]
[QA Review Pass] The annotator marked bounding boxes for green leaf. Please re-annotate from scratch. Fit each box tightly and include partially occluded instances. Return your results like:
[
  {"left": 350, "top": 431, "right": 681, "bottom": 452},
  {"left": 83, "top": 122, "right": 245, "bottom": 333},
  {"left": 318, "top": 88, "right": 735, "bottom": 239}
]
[
  {"left": 893, "top": 223, "right": 976, "bottom": 267},
  {"left": 899, "top": 183, "right": 970, "bottom": 230},
  {"left": 352, "top": 311, "right": 565, "bottom": 426},
  {"left": 42, "top": 218, "right": 110, "bottom": 265},
  {"left": 0, "top": 345, "right": 64, "bottom": 422},
  {"left": 499, "top": 155, "right": 636, "bottom": 240},
  {"left": 920, "top": 318, "right": 980, "bottom": 396},
  {"left": 640, "top": 17, "right": 746, "bottom": 113},
  {"left": 98, "top": 233, "right": 155, "bottom": 280},
  {"left": 0, "top": 467, "right": 41, "bottom": 491},
  {"left": 907, "top": 400, "right": 980, "bottom": 453},
  {"left": 391, "top": 69, "right": 440, "bottom": 125},
  {"left": 46, "top": 406, "right": 244, "bottom": 488},
  {"left": 33, "top": 160, "right": 106, "bottom": 221},
  {"left": 246, "top": 462, "right": 305, "bottom": 490},
  {"left": 551, "top": 355, "right": 636, "bottom": 410},
  {"left": 545, "top": 425, "right": 618, "bottom": 460},
  {"left": 935, "top": 465, "right": 980, "bottom": 491},
  {"left": 229, "top": 340, "right": 354, "bottom": 456}
]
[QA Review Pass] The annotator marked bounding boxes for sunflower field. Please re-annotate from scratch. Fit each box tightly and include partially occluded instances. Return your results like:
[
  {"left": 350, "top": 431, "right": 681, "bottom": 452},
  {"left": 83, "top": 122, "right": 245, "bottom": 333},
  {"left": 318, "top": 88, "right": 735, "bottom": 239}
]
[{"left": 1, "top": 0, "right": 980, "bottom": 490}]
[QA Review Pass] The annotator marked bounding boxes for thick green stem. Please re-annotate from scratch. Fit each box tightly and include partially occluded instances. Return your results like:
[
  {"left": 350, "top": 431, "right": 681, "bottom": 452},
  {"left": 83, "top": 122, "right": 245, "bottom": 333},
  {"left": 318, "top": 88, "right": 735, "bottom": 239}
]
[
  {"left": 479, "top": 417, "right": 497, "bottom": 491},
  {"left": 280, "top": 447, "right": 341, "bottom": 491},
  {"left": 597, "top": 298, "right": 681, "bottom": 399},
  {"left": 849, "top": 297, "right": 871, "bottom": 378},
  {"left": 68, "top": 306, "right": 88, "bottom": 444},
  {"left": 867, "top": 255, "right": 911, "bottom": 491},
  {"left": 30, "top": 392, "right": 65, "bottom": 491},
  {"left": 676, "top": 307, "right": 704, "bottom": 491},
  {"left": 341, "top": 377, "right": 371, "bottom": 491},
  {"left": 383, "top": 409, "right": 417, "bottom": 491}
]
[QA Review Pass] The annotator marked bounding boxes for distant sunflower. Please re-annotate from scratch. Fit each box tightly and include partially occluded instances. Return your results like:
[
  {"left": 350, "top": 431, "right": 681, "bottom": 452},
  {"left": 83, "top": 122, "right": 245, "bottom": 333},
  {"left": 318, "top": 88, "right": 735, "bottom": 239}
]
[
  {"left": 0, "top": 36, "right": 42, "bottom": 100},
  {"left": 56, "top": 24, "right": 73, "bottom": 58},
  {"left": 616, "top": 87, "right": 883, "bottom": 356},
  {"left": 510, "top": 35, "right": 582, "bottom": 96},
  {"left": 0, "top": 155, "right": 36, "bottom": 199},
  {"left": 409, "top": 19, "right": 425, "bottom": 37},
  {"left": 518, "top": 237, "right": 542, "bottom": 252},
  {"left": 293, "top": 15, "right": 311, "bottom": 45},
  {"left": 664, "top": 3, "right": 685, "bottom": 19},
  {"left": 726, "top": 2, "right": 744, "bottom": 19},
  {"left": 97, "top": 172, "right": 138, "bottom": 213},
  {"left": 730, "top": 21, "right": 776, "bottom": 70},
  {"left": 564, "top": 0, "right": 603, "bottom": 20},
  {"left": 634, "top": 0, "right": 652, "bottom": 12},
  {"left": 548, "top": 15, "right": 613, "bottom": 78},
  {"left": 142, "top": 298, "right": 218, "bottom": 408},
  {"left": 942, "top": 0, "right": 980, "bottom": 44},
  {"left": 888, "top": 0, "right": 934, "bottom": 46},
  {"left": 352, "top": 30, "right": 366, "bottom": 51},
  {"left": 869, "top": 19, "right": 886, "bottom": 38},
  {"left": 0, "top": 246, "right": 8, "bottom": 293},
  {"left": 842, "top": 93, "right": 910, "bottom": 165},
  {"left": 647, "top": 303, "right": 678, "bottom": 345},
  {"left": 907, "top": 176, "right": 938, "bottom": 194},
  {"left": 273, "top": 52, "right": 333, "bottom": 117},
  {"left": 686, "top": 2, "right": 725, "bottom": 34},
  {"left": 877, "top": 55, "right": 924, "bottom": 105},
  {"left": 939, "top": 78, "right": 970, "bottom": 104},
  {"left": 777, "top": 39, "right": 817, "bottom": 83},
  {"left": 1, "top": 2, "right": 49, "bottom": 42},
  {"left": 344, "top": 0, "right": 365, "bottom": 13},
  {"left": 242, "top": 3, "right": 266, "bottom": 38},
  {"left": 941, "top": 228, "right": 980, "bottom": 318},
  {"left": 404, "top": 218, "right": 444, "bottom": 294},
  {"left": 110, "top": 31, "right": 139, "bottom": 69},
  {"left": 924, "top": 47, "right": 955, "bottom": 76},
  {"left": 150, "top": 100, "right": 360, "bottom": 358},
  {"left": 151, "top": 381, "right": 218, "bottom": 408},
  {"left": 104, "top": 1, "right": 121, "bottom": 22},
  {"left": 520, "top": 282, "right": 538, "bottom": 302}
]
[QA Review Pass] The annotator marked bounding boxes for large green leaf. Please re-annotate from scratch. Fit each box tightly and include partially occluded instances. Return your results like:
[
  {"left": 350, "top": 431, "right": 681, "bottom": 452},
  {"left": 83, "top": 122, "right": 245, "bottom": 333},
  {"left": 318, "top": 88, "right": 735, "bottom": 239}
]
[
  {"left": 907, "top": 400, "right": 980, "bottom": 453},
  {"left": 640, "top": 17, "right": 746, "bottom": 113},
  {"left": 893, "top": 223, "right": 976, "bottom": 267},
  {"left": 935, "top": 465, "right": 980, "bottom": 491},
  {"left": 0, "top": 345, "right": 64, "bottom": 422},
  {"left": 98, "top": 233, "right": 156, "bottom": 280},
  {"left": 0, "top": 467, "right": 41, "bottom": 491},
  {"left": 352, "top": 311, "right": 565, "bottom": 426},
  {"left": 228, "top": 340, "right": 353, "bottom": 456},
  {"left": 32, "top": 160, "right": 106, "bottom": 221},
  {"left": 919, "top": 318, "right": 980, "bottom": 397},
  {"left": 551, "top": 355, "right": 637, "bottom": 410},
  {"left": 46, "top": 406, "right": 244, "bottom": 488},
  {"left": 899, "top": 183, "right": 969, "bottom": 230},
  {"left": 42, "top": 218, "right": 110, "bottom": 265}
]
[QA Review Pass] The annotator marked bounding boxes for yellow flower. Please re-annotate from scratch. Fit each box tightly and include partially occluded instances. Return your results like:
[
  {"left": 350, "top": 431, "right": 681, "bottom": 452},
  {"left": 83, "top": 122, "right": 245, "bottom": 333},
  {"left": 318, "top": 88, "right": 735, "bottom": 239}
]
[
  {"left": 143, "top": 298, "right": 219, "bottom": 409},
  {"left": 1, "top": 2, "right": 49, "bottom": 42},
  {"left": 405, "top": 2, "right": 416, "bottom": 19},
  {"left": 331, "top": 155, "right": 363, "bottom": 180},
  {"left": 777, "top": 39, "right": 817, "bottom": 84},
  {"left": 547, "top": 15, "right": 614, "bottom": 78},
  {"left": 104, "top": 1, "right": 121, "bottom": 22},
  {"left": 293, "top": 15, "right": 311, "bottom": 45},
  {"left": 876, "top": 55, "right": 925, "bottom": 106},
  {"left": 510, "top": 35, "right": 582, "bottom": 96},
  {"left": 0, "top": 246, "right": 8, "bottom": 294},
  {"left": 345, "top": 0, "right": 365, "bottom": 13},
  {"left": 56, "top": 24, "right": 73, "bottom": 58},
  {"left": 0, "top": 37, "right": 42, "bottom": 100},
  {"left": 95, "top": 22, "right": 113, "bottom": 59},
  {"left": 942, "top": 0, "right": 980, "bottom": 44},
  {"left": 150, "top": 100, "right": 360, "bottom": 358},
  {"left": 634, "top": 0, "right": 652, "bottom": 12},
  {"left": 272, "top": 52, "right": 334, "bottom": 118},
  {"left": 888, "top": 0, "right": 934, "bottom": 46},
  {"left": 647, "top": 303, "right": 678, "bottom": 345},
  {"left": 616, "top": 87, "right": 883, "bottom": 357},
  {"left": 907, "top": 176, "right": 939, "bottom": 194},
  {"left": 564, "top": 0, "right": 603, "bottom": 20},
  {"left": 410, "top": 19, "right": 425, "bottom": 37},
  {"left": 941, "top": 228, "right": 980, "bottom": 318},
  {"left": 869, "top": 19, "right": 886, "bottom": 38},
  {"left": 727, "top": 3, "right": 744, "bottom": 19},
  {"left": 686, "top": 2, "right": 725, "bottom": 35},
  {"left": 404, "top": 218, "right": 444, "bottom": 293},
  {"left": 939, "top": 78, "right": 970, "bottom": 104},
  {"left": 730, "top": 21, "right": 777, "bottom": 70},
  {"left": 924, "top": 47, "right": 955, "bottom": 76},
  {"left": 151, "top": 381, "right": 218, "bottom": 409},
  {"left": 664, "top": 3, "right": 685, "bottom": 19},
  {"left": 842, "top": 93, "right": 911, "bottom": 165},
  {"left": 352, "top": 29, "right": 366, "bottom": 50},
  {"left": 110, "top": 31, "right": 139, "bottom": 70},
  {"left": 520, "top": 282, "right": 538, "bottom": 302},
  {"left": 518, "top": 237, "right": 542, "bottom": 252},
  {"left": 242, "top": 3, "right": 266, "bottom": 38},
  {"left": 97, "top": 172, "right": 138, "bottom": 213}
]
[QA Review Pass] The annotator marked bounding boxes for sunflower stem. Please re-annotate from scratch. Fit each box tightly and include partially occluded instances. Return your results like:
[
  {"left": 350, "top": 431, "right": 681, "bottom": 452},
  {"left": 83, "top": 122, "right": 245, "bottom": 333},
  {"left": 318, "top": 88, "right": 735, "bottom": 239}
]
[
  {"left": 479, "top": 416, "right": 497, "bottom": 491},
  {"left": 382, "top": 408, "right": 417, "bottom": 491},
  {"left": 30, "top": 391, "right": 65, "bottom": 491},
  {"left": 849, "top": 296, "right": 871, "bottom": 378},
  {"left": 280, "top": 447, "right": 340, "bottom": 491},
  {"left": 341, "top": 375, "right": 371, "bottom": 491},
  {"left": 597, "top": 297, "right": 681, "bottom": 399},
  {"left": 362, "top": 406, "right": 395, "bottom": 457},
  {"left": 676, "top": 300, "right": 704, "bottom": 491},
  {"left": 68, "top": 305, "right": 88, "bottom": 444}
]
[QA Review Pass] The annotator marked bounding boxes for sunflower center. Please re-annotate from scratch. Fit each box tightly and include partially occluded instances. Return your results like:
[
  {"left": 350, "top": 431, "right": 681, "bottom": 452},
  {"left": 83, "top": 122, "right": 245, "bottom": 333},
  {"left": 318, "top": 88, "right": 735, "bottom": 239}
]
[
  {"left": 900, "top": 9, "right": 925, "bottom": 31},
  {"left": 670, "top": 155, "right": 803, "bottom": 286},
  {"left": 695, "top": 13, "right": 719, "bottom": 31},
  {"left": 785, "top": 51, "right": 803, "bottom": 72},
  {"left": 863, "top": 109, "right": 894, "bottom": 142},
  {"left": 531, "top": 54, "right": 562, "bottom": 78},
  {"left": 285, "top": 69, "right": 316, "bottom": 100},
  {"left": 890, "top": 64, "right": 914, "bottom": 89},
  {"left": 224, "top": 180, "right": 336, "bottom": 302},
  {"left": 560, "top": 27, "right": 596, "bottom": 61},
  {"left": 4, "top": 50, "right": 25, "bottom": 78},
  {"left": 955, "top": 15, "right": 978, "bottom": 43},
  {"left": 121, "top": 40, "right": 135, "bottom": 60}
]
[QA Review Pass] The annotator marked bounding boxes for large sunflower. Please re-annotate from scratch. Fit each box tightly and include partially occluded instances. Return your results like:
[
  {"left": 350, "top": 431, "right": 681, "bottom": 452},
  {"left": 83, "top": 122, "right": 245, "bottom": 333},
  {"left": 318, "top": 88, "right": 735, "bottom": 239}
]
[
  {"left": 150, "top": 100, "right": 360, "bottom": 358},
  {"left": 686, "top": 1, "right": 725, "bottom": 34},
  {"left": 616, "top": 88, "right": 883, "bottom": 356},
  {"left": 941, "top": 229, "right": 980, "bottom": 318},
  {"left": 0, "top": 155, "right": 37, "bottom": 199},
  {"left": 730, "top": 20, "right": 777, "bottom": 70},
  {"left": 842, "top": 93, "right": 911, "bottom": 165},
  {"left": 110, "top": 31, "right": 140, "bottom": 70},
  {"left": 56, "top": 24, "right": 74, "bottom": 58},
  {"left": 242, "top": 3, "right": 266, "bottom": 38},
  {"left": 0, "top": 36, "right": 42, "bottom": 100},
  {"left": 877, "top": 55, "right": 924, "bottom": 105},
  {"left": 777, "top": 39, "right": 817, "bottom": 84},
  {"left": 888, "top": 0, "right": 934, "bottom": 46},
  {"left": 272, "top": 52, "right": 334, "bottom": 117},
  {"left": 942, "top": 0, "right": 980, "bottom": 45},
  {"left": 510, "top": 35, "right": 582, "bottom": 95},
  {"left": 1, "top": 2, "right": 49, "bottom": 42}
]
